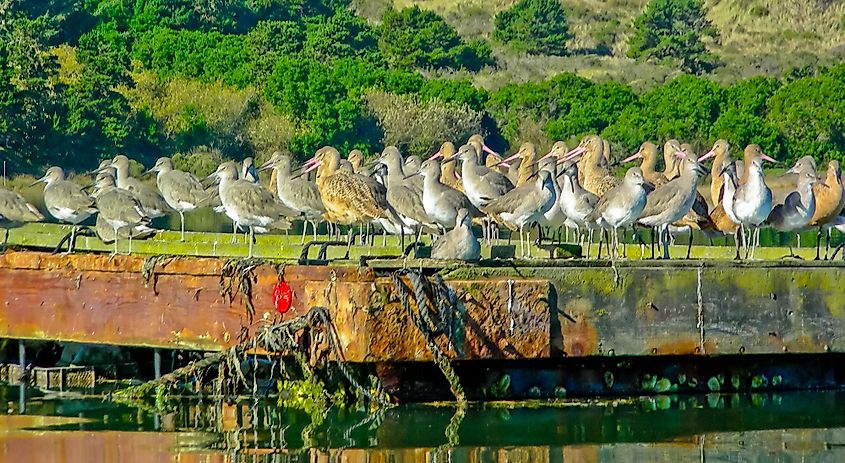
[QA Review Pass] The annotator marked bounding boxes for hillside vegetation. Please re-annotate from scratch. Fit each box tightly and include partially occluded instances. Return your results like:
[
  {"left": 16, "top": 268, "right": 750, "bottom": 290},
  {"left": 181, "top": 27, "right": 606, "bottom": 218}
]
[{"left": 2, "top": 0, "right": 845, "bottom": 177}]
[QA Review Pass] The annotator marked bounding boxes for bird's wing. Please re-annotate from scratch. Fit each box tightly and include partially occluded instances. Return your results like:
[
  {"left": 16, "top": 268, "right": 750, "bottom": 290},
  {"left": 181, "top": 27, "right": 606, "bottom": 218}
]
[
  {"left": 0, "top": 189, "right": 44, "bottom": 222},
  {"left": 640, "top": 182, "right": 682, "bottom": 218}
]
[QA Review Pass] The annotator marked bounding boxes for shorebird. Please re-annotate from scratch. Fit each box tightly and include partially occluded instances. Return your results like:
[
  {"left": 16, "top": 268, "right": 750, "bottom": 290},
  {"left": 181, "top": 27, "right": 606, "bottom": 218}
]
[
  {"left": 453, "top": 143, "right": 514, "bottom": 241},
  {"left": 565, "top": 135, "right": 619, "bottom": 197},
  {"left": 32, "top": 166, "right": 97, "bottom": 253},
  {"left": 638, "top": 152, "right": 707, "bottom": 259},
  {"left": 431, "top": 141, "right": 463, "bottom": 192},
  {"left": 621, "top": 142, "right": 668, "bottom": 187},
  {"left": 482, "top": 170, "right": 556, "bottom": 257},
  {"left": 768, "top": 169, "right": 817, "bottom": 258},
  {"left": 147, "top": 157, "right": 211, "bottom": 241},
  {"left": 468, "top": 134, "right": 507, "bottom": 176},
  {"left": 241, "top": 157, "right": 259, "bottom": 183},
  {"left": 497, "top": 142, "right": 538, "bottom": 186},
  {"left": 697, "top": 139, "right": 732, "bottom": 207},
  {"left": 718, "top": 161, "right": 745, "bottom": 259},
  {"left": 557, "top": 161, "right": 599, "bottom": 255},
  {"left": 808, "top": 160, "right": 845, "bottom": 260},
  {"left": 586, "top": 167, "right": 648, "bottom": 260},
  {"left": 260, "top": 153, "right": 325, "bottom": 244},
  {"left": 209, "top": 162, "right": 295, "bottom": 257},
  {"left": 106, "top": 155, "right": 171, "bottom": 219},
  {"left": 91, "top": 174, "right": 152, "bottom": 255},
  {"left": 0, "top": 187, "right": 44, "bottom": 252},
  {"left": 732, "top": 146, "right": 774, "bottom": 259},
  {"left": 347, "top": 150, "right": 369, "bottom": 176},
  {"left": 431, "top": 208, "right": 481, "bottom": 261},
  {"left": 404, "top": 155, "right": 422, "bottom": 175},
  {"left": 378, "top": 146, "right": 438, "bottom": 247},
  {"left": 416, "top": 159, "right": 478, "bottom": 230},
  {"left": 94, "top": 213, "right": 155, "bottom": 244},
  {"left": 303, "top": 146, "right": 401, "bottom": 254},
  {"left": 537, "top": 157, "right": 566, "bottom": 243},
  {"left": 663, "top": 139, "right": 683, "bottom": 180}
]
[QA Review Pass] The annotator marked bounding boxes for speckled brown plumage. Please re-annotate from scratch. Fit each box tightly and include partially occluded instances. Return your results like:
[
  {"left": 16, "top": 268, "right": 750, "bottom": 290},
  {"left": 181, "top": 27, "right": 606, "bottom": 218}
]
[{"left": 314, "top": 147, "right": 394, "bottom": 226}]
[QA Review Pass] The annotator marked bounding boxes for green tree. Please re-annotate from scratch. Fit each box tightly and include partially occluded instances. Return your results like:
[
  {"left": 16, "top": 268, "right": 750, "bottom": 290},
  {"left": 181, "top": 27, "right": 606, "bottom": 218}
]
[
  {"left": 378, "top": 7, "right": 494, "bottom": 71},
  {"left": 493, "top": 0, "right": 571, "bottom": 56},
  {"left": 627, "top": 0, "right": 719, "bottom": 74}
]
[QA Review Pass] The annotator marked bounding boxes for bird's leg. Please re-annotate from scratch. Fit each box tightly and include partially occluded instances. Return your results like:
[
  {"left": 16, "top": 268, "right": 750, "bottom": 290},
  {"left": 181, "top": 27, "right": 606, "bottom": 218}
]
[
  {"left": 345, "top": 227, "right": 354, "bottom": 260},
  {"left": 179, "top": 211, "right": 186, "bottom": 242},
  {"left": 825, "top": 228, "right": 831, "bottom": 260},
  {"left": 128, "top": 233, "right": 133, "bottom": 255},
  {"left": 67, "top": 226, "right": 77, "bottom": 254},
  {"left": 400, "top": 225, "right": 405, "bottom": 252},
  {"left": 300, "top": 221, "right": 308, "bottom": 245},
  {"left": 113, "top": 230, "right": 119, "bottom": 256},
  {"left": 733, "top": 232, "right": 741, "bottom": 261},
  {"left": 650, "top": 227, "right": 656, "bottom": 260},
  {"left": 662, "top": 226, "right": 671, "bottom": 260},
  {"left": 2, "top": 229, "right": 9, "bottom": 254},
  {"left": 231, "top": 221, "right": 238, "bottom": 244},
  {"left": 797, "top": 232, "right": 801, "bottom": 249},
  {"left": 248, "top": 226, "right": 254, "bottom": 258},
  {"left": 686, "top": 230, "right": 693, "bottom": 259}
]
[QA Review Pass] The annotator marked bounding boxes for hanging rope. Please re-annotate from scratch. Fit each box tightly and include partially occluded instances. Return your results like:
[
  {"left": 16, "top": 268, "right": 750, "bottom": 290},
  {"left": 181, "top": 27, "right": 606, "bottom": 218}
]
[{"left": 389, "top": 269, "right": 466, "bottom": 404}]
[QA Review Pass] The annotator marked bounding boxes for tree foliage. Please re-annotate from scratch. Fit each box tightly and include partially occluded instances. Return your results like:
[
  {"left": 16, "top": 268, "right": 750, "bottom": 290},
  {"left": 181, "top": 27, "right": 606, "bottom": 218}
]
[
  {"left": 493, "top": 0, "right": 571, "bottom": 56},
  {"left": 627, "top": 0, "right": 719, "bottom": 74},
  {"left": 378, "top": 7, "right": 494, "bottom": 71}
]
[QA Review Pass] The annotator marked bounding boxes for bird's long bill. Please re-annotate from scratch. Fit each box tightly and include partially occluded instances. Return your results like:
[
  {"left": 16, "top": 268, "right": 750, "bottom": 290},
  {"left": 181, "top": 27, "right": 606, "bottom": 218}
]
[
  {"left": 482, "top": 144, "right": 499, "bottom": 157},
  {"left": 442, "top": 155, "right": 458, "bottom": 165},
  {"left": 258, "top": 159, "right": 275, "bottom": 171},
  {"left": 29, "top": 176, "right": 47, "bottom": 187},
  {"left": 142, "top": 166, "right": 158, "bottom": 176},
  {"left": 403, "top": 172, "right": 420, "bottom": 180},
  {"left": 493, "top": 151, "right": 521, "bottom": 167},
  {"left": 760, "top": 153, "right": 777, "bottom": 163},
  {"left": 203, "top": 171, "right": 220, "bottom": 185},
  {"left": 620, "top": 150, "right": 643, "bottom": 164},
  {"left": 559, "top": 146, "right": 587, "bottom": 163},
  {"left": 429, "top": 150, "right": 442, "bottom": 160},
  {"left": 301, "top": 160, "right": 321, "bottom": 174},
  {"left": 697, "top": 149, "right": 716, "bottom": 162}
]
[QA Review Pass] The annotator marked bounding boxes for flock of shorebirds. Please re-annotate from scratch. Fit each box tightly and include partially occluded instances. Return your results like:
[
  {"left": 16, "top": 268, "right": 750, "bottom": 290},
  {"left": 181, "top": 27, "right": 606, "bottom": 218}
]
[{"left": 0, "top": 133, "right": 843, "bottom": 261}]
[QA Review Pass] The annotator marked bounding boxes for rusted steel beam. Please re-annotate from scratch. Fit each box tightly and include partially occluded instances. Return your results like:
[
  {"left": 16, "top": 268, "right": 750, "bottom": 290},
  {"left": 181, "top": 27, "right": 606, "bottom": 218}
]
[{"left": 0, "top": 252, "right": 551, "bottom": 361}]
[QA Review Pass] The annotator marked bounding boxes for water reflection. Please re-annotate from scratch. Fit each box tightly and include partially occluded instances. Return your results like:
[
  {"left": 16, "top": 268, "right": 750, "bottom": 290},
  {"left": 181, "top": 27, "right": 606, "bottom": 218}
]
[{"left": 1, "top": 389, "right": 845, "bottom": 462}]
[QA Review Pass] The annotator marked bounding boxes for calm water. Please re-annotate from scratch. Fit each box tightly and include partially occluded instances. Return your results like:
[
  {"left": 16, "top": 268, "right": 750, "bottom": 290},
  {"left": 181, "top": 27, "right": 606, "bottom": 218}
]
[{"left": 2, "top": 387, "right": 845, "bottom": 462}]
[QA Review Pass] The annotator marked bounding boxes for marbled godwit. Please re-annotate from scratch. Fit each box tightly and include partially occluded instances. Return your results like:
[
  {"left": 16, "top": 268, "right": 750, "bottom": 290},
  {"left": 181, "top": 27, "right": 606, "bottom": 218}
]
[
  {"left": 808, "top": 160, "right": 845, "bottom": 260},
  {"left": 557, "top": 160, "right": 599, "bottom": 254},
  {"left": 768, "top": 169, "right": 817, "bottom": 258},
  {"left": 416, "top": 159, "right": 478, "bottom": 231},
  {"left": 431, "top": 208, "right": 481, "bottom": 261},
  {"left": 497, "top": 142, "right": 538, "bottom": 186},
  {"left": 378, "top": 146, "right": 438, "bottom": 247},
  {"left": 347, "top": 150, "right": 368, "bottom": 176},
  {"left": 90, "top": 174, "right": 152, "bottom": 255},
  {"left": 482, "top": 170, "right": 556, "bottom": 257},
  {"left": 260, "top": 153, "right": 325, "bottom": 244},
  {"left": 621, "top": 142, "right": 668, "bottom": 187},
  {"left": 467, "top": 134, "right": 505, "bottom": 174},
  {"left": 565, "top": 135, "right": 619, "bottom": 197},
  {"left": 210, "top": 161, "right": 295, "bottom": 257},
  {"left": 638, "top": 152, "right": 707, "bottom": 259},
  {"left": 697, "top": 139, "right": 732, "bottom": 207},
  {"left": 586, "top": 167, "right": 648, "bottom": 259},
  {"left": 663, "top": 140, "right": 683, "bottom": 180},
  {"left": 106, "top": 155, "right": 171, "bottom": 219},
  {"left": 304, "top": 147, "right": 401, "bottom": 254},
  {"left": 33, "top": 166, "right": 97, "bottom": 253},
  {"left": 147, "top": 157, "right": 210, "bottom": 241},
  {"left": 732, "top": 146, "right": 774, "bottom": 259},
  {"left": 432, "top": 142, "right": 463, "bottom": 192}
]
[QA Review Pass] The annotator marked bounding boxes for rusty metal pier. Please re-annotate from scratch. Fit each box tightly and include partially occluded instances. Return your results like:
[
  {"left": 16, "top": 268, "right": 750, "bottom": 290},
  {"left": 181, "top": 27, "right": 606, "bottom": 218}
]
[{"left": 1, "top": 251, "right": 844, "bottom": 400}]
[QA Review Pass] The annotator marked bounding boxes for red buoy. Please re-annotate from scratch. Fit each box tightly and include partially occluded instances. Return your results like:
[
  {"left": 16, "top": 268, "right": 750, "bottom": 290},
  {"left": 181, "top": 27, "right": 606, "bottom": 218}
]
[{"left": 272, "top": 281, "right": 292, "bottom": 314}]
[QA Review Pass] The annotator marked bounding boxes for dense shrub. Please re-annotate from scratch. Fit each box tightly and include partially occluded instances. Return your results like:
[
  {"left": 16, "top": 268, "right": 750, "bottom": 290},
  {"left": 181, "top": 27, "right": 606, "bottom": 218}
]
[
  {"left": 627, "top": 0, "right": 719, "bottom": 75},
  {"left": 493, "top": 0, "right": 571, "bottom": 56},
  {"left": 378, "top": 7, "right": 494, "bottom": 71}
]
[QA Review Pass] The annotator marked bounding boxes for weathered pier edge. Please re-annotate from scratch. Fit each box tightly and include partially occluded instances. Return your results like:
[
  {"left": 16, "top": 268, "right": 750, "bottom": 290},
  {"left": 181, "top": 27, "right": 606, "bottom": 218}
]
[{"left": 1, "top": 250, "right": 845, "bottom": 402}]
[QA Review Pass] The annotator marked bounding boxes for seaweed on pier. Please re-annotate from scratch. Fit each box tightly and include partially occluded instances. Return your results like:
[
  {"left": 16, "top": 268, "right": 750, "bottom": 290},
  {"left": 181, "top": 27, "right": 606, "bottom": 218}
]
[
  {"left": 141, "top": 254, "right": 179, "bottom": 295},
  {"left": 113, "top": 306, "right": 393, "bottom": 413}
]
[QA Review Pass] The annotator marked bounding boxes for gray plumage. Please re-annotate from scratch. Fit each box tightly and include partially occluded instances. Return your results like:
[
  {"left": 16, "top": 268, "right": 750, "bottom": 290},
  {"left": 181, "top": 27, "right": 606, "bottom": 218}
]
[
  {"left": 0, "top": 187, "right": 44, "bottom": 250},
  {"left": 418, "top": 159, "right": 479, "bottom": 230},
  {"left": 149, "top": 157, "right": 211, "bottom": 240},
  {"left": 109, "top": 155, "right": 171, "bottom": 218},
  {"left": 379, "top": 147, "right": 437, "bottom": 232},
  {"left": 261, "top": 152, "right": 326, "bottom": 243},
  {"left": 558, "top": 161, "right": 598, "bottom": 231},
  {"left": 431, "top": 208, "right": 480, "bottom": 261},
  {"left": 638, "top": 155, "right": 706, "bottom": 228},
  {"left": 91, "top": 174, "right": 153, "bottom": 254},
  {"left": 483, "top": 170, "right": 556, "bottom": 257},
  {"left": 211, "top": 161, "right": 296, "bottom": 257},
  {"left": 34, "top": 166, "right": 98, "bottom": 253},
  {"left": 455, "top": 144, "right": 514, "bottom": 209}
]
